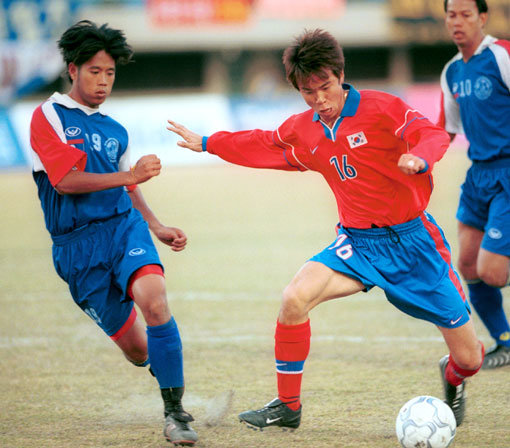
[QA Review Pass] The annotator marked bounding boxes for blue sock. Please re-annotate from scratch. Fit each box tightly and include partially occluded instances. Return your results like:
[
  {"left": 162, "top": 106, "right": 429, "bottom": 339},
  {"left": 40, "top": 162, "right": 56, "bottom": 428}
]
[
  {"left": 147, "top": 317, "right": 184, "bottom": 388},
  {"left": 467, "top": 281, "right": 510, "bottom": 346}
]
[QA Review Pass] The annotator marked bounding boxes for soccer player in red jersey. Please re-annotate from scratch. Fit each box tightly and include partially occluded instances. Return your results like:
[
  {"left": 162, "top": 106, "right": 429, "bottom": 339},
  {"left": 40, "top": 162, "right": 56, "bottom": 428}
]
[{"left": 168, "top": 29, "right": 484, "bottom": 429}]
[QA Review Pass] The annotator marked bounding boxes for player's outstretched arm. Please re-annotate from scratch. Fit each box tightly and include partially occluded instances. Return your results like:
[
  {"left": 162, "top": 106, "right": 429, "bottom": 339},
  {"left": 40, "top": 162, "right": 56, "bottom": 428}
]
[
  {"left": 129, "top": 187, "right": 187, "bottom": 252},
  {"left": 167, "top": 120, "right": 204, "bottom": 152}
]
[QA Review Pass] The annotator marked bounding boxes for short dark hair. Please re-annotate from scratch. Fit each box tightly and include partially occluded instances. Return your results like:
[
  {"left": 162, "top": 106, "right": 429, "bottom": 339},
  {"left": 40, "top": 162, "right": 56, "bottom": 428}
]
[
  {"left": 58, "top": 20, "right": 133, "bottom": 80},
  {"left": 443, "top": 0, "right": 488, "bottom": 13},
  {"left": 282, "top": 29, "right": 345, "bottom": 91}
]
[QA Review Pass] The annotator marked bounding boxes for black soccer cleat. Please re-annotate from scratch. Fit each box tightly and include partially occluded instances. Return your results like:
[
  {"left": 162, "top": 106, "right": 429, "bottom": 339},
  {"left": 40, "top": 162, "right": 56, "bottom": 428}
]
[
  {"left": 439, "top": 355, "right": 466, "bottom": 426},
  {"left": 482, "top": 344, "right": 510, "bottom": 369},
  {"left": 164, "top": 411, "right": 198, "bottom": 447},
  {"left": 239, "top": 398, "right": 301, "bottom": 431}
]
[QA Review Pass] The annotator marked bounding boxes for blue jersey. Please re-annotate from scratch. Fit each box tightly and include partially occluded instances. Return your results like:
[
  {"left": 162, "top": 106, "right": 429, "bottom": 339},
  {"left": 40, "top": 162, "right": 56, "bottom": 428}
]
[
  {"left": 30, "top": 93, "right": 133, "bottom": 236},
  {"left": 439, "top": 35, "right": 510, "bottom": 162}
]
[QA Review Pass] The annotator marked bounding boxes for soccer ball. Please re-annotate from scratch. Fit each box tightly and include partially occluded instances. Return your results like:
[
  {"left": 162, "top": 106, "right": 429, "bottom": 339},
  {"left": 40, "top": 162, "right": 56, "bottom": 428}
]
[{"left": 396, "top": 395, "right": 456, "bottom": 448}]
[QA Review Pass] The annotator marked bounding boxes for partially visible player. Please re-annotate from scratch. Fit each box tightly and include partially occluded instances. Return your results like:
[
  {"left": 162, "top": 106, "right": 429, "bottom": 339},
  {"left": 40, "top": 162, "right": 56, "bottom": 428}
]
[
  {"left": 30, "top": 20, "right": 197, "bottom": 446},
  {"left": 439, "top": 0, "right": 510, "bottom": 369},
  {"left": 168, "top": 29, "right": 484, "bottom": 429}
]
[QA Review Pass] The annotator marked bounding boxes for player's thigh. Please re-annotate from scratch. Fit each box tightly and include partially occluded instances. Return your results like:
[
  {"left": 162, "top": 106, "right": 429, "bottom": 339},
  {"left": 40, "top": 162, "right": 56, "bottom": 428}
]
[
  {"left": 437, "top": 319, "right": 482, "bottom": 370},
  {"left": 457, "top": 222, "right": 483, "bottom": 278},
  {"left": 114, "top": 315, "right": 148, "bottom": 363},
  {"left": 283, "top": 261, "right": 364, "bottom": 309}
]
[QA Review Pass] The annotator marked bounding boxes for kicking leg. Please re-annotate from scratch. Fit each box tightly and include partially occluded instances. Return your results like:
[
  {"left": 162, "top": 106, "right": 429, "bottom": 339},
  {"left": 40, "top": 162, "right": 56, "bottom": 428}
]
[
  {"left": 437, "top": 319, "right": 484, "bottom": 426},
  {"left": 239, "top": 261, "right": 364, "bottom": 430}
]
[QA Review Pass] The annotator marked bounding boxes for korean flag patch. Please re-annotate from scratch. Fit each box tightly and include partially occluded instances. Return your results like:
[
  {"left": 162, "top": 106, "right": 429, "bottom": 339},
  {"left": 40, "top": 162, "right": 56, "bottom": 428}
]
[{"left": 347, "top": 131, "right": 367, "bottom": 149}]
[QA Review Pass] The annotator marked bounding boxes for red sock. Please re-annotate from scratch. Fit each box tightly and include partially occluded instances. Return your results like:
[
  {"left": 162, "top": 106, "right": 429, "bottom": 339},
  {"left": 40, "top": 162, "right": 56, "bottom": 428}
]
[
  {"left": 275, "top": 319, "right": 311, "bottom": 411},
  {"left": 446, "top": 343, "right": 485, "bottom": 386}
]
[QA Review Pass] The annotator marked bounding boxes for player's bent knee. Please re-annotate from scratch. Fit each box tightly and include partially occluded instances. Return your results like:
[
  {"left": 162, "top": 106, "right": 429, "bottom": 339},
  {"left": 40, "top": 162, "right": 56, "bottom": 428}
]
[
  {"left": 281, "top": 285, "right": 308, "bottom": 319},
  {"left": 456, "top": 259, "right": 477, "bottom": 280},
  {"left": 478, "top": 270, "right": 507, "bottom": 288},
  {"left": 139, "top": 295, "right": 171, "bottom": 325}
]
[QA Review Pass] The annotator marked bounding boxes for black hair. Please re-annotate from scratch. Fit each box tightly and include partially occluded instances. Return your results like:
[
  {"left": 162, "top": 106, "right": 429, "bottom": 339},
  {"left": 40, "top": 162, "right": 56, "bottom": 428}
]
[
  {"left": 443, "top": 0, "right": 488, "bottom": 13},
  {"left": 58, "top": 20, "right": 133, "bottom": 81},
  {"left": 283, "top": 29, "right": 345, "bottom": 91}
]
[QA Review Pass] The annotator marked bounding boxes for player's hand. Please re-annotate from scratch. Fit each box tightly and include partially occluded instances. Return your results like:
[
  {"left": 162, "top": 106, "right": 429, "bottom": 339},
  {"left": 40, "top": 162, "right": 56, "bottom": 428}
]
[
  {"left": 398, "top": 154, "right": 426, "bottom": 175},
  {"left": 167, "top": 120, "right": 204, "bottom": 152},
  {"left": 153, "top": 225, "right": 188, "bottom": 252},
  {"left": 132, "top": 155, "right": 161, "bottom": 184}
]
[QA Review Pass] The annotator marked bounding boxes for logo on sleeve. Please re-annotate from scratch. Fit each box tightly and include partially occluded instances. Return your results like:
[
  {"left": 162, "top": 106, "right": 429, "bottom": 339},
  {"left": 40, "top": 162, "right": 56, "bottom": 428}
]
[
  {"left": 65, "top": 126, "right": 81, "bottom": 137},
  {"left": 346, "top": 131, "right": 367, "bottom": 149}
]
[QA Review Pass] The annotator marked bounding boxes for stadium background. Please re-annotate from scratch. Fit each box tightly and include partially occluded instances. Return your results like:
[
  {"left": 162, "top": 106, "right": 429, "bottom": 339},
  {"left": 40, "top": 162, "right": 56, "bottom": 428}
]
[{"left": 2, "top": 0, "right": 509, "bottom": 168}]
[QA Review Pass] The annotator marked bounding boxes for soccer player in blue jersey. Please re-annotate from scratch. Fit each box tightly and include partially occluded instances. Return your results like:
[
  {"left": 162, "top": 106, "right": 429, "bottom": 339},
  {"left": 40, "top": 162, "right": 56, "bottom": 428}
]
[
  {"left": 30, "top": 21, "right": 197, "bottom": 446},
  {"left": 439, "top": 0, "right": 510, "bottom": 369}
]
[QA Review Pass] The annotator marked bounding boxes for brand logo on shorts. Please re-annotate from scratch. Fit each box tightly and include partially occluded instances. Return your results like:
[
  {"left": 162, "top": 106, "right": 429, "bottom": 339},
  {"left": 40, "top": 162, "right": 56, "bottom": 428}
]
[
  {"left": 487, "top": 228, "right": 503, "bottom": 239},
  {"left": 65, "top": 126, "right": 81, "bottom": 137},
  {"left": 129, "top": 248, "right": 146, "bottom": 256},
  {"left": 450, "top": 316, "right": 462, "bottom": 326}
]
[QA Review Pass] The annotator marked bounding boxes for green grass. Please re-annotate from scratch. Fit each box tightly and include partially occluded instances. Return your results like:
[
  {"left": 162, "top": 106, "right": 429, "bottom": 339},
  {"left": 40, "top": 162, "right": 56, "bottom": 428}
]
[{"left": 1, "top": 150, "right": 509, "bottom": 448}]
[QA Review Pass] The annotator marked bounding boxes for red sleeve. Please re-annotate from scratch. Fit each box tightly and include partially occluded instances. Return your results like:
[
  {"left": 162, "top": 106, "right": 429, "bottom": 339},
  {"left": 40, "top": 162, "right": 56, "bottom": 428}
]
[
  {"left": 385, "top": 96, "right": 450, "bottom": 171},
  {"left": 436, "top": 91, "right": 446, "bottom": 129},
  {"left": 30, "top": 103, "right": 87, "bottom": 187},
  {"left": 206, "top": 116, "right": 310, "bottom": 172}
]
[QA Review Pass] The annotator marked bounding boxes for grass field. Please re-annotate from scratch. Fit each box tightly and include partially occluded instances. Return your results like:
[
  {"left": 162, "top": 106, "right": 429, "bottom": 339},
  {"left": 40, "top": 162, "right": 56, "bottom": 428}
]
[{"left": 1, "top": 150, "right": 509, "bottom": 448}]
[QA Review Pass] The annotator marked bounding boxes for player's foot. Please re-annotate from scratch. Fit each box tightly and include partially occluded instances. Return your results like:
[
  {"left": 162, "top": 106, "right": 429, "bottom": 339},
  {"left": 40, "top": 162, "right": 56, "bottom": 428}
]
[
  {"left": 239, "top": 398, "right": 301, "bottom": 431},
  {"left": 482, "top": 344, "right": 510, "bottom": 369},
  {"left": 439, "top": 355, "right": 466, "bottom": 426},
  {"left": 164, "top": 410, "right": 198, "bottom": 447}
]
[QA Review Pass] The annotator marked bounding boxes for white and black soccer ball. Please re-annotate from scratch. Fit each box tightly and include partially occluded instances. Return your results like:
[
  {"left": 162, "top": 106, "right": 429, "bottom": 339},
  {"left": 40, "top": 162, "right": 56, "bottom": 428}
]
[{"left": 396, "top": 395, "right": 456, "bottom": 448}]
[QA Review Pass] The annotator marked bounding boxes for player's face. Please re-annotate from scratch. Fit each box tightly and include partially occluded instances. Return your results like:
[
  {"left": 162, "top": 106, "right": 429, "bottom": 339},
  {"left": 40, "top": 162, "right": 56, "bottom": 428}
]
[
  {"left": 445, "top": 0, "right": 487, "bottom": 49},
  {"left": 68, "top": 50, "right": 116, "bottom": 108},
  {"left": 298, "top": 69, "right": 346, "bottom": 128}
]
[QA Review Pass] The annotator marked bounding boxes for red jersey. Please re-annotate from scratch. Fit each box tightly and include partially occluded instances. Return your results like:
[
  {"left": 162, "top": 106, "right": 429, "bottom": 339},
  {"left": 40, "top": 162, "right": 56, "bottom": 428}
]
[{"left": 205, "top": 85, "right": 450, "bottom": 228}]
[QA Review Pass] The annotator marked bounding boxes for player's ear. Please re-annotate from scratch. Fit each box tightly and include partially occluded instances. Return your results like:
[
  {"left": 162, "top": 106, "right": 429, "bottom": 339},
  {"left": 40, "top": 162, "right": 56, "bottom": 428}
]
[
  {"left": 339, "top": 70, "right": 345, "bottom": 84},
  {"left": 479, "top": 12, "right": 488, "bottom": 27},
  {"left": 68, "top": 63, "right": 78, "bottom": 82}
]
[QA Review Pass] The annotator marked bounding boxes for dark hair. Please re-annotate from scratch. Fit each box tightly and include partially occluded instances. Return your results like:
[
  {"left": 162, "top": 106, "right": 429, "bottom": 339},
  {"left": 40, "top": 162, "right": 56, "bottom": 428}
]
[
  {"left": 443, "top": 0, "right": 488, "bottom": 13},
  {"left": 283, "top": 29, "right": 345, "bottom": 91},
  {"left": 58, "top": 20, "right": 133, "bottom": 81}
]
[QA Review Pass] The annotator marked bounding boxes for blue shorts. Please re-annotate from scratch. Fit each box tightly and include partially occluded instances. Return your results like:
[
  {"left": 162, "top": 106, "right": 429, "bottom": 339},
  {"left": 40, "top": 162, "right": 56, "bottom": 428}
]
[
  {"left": 52, "top": 209, "right": 162, "bottom": 337},
  {"left": 310, "top": 212, "right": 471, "bottom": 329},
  {"left": 457, "top": 158, "right": 510, "bottom": 256}
]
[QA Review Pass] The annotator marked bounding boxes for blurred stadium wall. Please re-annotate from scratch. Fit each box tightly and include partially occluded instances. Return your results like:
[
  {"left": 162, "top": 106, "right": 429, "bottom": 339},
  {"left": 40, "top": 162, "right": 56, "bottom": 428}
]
[{"left": 2, "top": 0, "right": 509, "bottom": 168}]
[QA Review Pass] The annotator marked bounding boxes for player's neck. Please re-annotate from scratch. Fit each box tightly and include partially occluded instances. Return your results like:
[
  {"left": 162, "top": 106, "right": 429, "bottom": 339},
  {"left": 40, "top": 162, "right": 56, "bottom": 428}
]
[{"left": 459, "top": 34, "right": 485, "bottom": 62}]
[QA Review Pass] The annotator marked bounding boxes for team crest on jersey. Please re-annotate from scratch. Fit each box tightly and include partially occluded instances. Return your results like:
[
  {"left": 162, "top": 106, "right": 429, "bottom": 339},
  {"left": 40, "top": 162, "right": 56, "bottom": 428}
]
[
  {"left": 64, "top": 126, "right": 81, "bottom": 137},
  {"left": 347, "top": 131, "right": 367, "bottom": 149},
  {"left": 474, "top": 76, "right": 492, "bottom": 100},
  {"left": 105, "top": 138, "right": 119, "bottom": 163}
]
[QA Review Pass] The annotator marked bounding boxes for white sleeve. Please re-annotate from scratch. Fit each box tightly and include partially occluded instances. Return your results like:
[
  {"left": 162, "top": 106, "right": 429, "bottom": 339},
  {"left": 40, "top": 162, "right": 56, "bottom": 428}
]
[
  {"left": 490, "top": 41, "right": 510, "bottom": 92},
  {"left": 440, "top": 64, "right": 464, "bottom": 135},
  {"left": 119, "top": 144, "right": 131, "bottom": 172}
]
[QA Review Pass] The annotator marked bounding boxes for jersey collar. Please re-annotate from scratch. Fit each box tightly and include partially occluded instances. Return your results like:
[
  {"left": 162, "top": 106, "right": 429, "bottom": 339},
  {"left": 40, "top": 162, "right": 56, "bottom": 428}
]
[
  {"left": 50, "top": 92, "right": 105, "bottom": 116},
  {"left": 473, "top": 35, "right": 497, "bottom": 56},
  {"left": 312, "top": 83, "right": 361, "bottom": 123}
]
